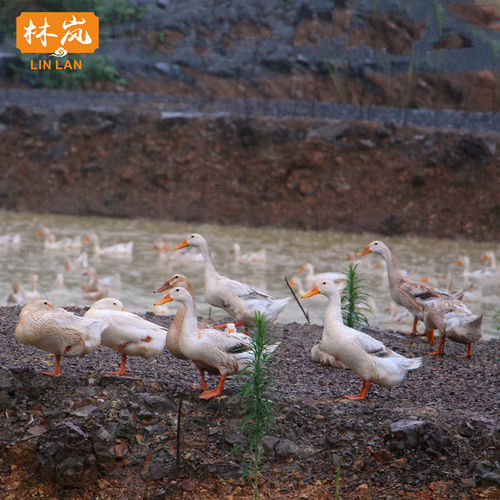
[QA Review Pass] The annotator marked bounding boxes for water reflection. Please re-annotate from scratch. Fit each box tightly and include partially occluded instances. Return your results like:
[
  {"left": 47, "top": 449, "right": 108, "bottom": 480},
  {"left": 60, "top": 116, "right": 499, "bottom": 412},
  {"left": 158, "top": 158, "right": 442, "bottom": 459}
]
[{"left": 0, "top": 210, "right": 498, "bottom": 339}]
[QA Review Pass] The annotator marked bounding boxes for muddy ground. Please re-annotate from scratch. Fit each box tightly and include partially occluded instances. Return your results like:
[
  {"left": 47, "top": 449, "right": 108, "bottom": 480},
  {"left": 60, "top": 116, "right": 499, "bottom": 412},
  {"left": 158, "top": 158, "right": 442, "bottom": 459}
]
[
  {"left": 0, "top": 305, "right": 498, "bottom": 499},
  {"left": 1, "top": 105, "right": 499, "bottom": 242}
]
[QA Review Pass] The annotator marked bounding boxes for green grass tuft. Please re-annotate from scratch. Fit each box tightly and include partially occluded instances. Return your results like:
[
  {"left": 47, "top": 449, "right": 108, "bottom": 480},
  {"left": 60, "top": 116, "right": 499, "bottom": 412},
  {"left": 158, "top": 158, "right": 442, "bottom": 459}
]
[{"left": 341, "top": 263, "right": 371, "bottom": 328}]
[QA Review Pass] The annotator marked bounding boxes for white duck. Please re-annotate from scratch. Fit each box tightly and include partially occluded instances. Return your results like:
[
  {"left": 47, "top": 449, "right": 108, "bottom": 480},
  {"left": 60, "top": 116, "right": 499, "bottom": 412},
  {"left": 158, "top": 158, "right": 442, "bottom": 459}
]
[
  {"left": 84, "top": 298, "right": 167, "bottom": 376},
  {"left": 175, "top": 233, "right": 290, "bottom": 327},
  {"left": 24, "top": 274, "right": 41, "bottom": 302},
  {"left": 83, "top": 233, "right": 133, "bottom": 257},
  {"left": 298, "top": 262, "right": 344, "bottom": 289},
  {"left": 302, "top": 279, "right": 422, "bottom": 400},
  {"left": 231, "top": 243, "right": 267, "bottom": 263},
  {"left": 6, "top": 282, "right": 25, "bottom": 306},
  {"left": 48, "top": 273, "right": 71, "bottom": 305},
  {"left": 0, "top": 233, "right": 21, "bottom": 247},
  {"left": 64, "top": 252, "right": 89, "bottom": 273},
  {"left": 455, "top": 255, "right": 499, "bottom": 281},
  {"left": 38, "top": 227, "right": 81, "bottom": 251},
  {"left": 14, "top": 299, "right": 107, "bottom": 376},
  {"left": 480, "top": 251, "right": 499, "bottom": 272},
  {"left": 422, "top": 297, "right": 482, "bottom": 359},
  {"left": 155, "top": 286, "right": 278, "bottom": 399}
]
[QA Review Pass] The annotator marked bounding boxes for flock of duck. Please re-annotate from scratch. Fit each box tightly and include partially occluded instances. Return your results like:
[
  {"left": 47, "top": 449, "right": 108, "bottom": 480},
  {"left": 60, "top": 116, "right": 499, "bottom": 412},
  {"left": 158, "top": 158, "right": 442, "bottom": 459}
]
[{"left": 9, "top": 231, "right": 492, "bottom": 401}]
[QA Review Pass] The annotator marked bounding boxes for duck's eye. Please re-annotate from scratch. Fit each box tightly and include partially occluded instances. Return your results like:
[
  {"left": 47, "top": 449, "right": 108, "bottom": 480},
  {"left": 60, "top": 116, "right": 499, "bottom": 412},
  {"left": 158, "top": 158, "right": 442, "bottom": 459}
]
[
  {"left": 374, "top": 242, "right": 378, "bottom": 245},
  {"left": 113, "top": 302, "right": 117, "bottom": 306},
  {"left": 43, "top": 301, "right": 48, "bottom": 305},
  {"left": 190, "top": 235, "right": 194, "bottom": 238},
  {"left": 322, "top": 282, "right": 326, "bottom": 285},
  {"left": 174, "top": 275, "right": 179, "bottom": 279},
  {"left": 175, "top": 288, "right": 180, "bottom": 292}
]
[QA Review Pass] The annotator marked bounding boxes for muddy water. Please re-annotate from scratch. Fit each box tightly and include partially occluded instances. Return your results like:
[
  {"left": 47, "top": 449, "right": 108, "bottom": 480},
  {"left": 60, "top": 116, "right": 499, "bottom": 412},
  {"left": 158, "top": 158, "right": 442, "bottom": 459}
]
[{"left": 0, "top": 210, "right": 498, "bottom": 339}]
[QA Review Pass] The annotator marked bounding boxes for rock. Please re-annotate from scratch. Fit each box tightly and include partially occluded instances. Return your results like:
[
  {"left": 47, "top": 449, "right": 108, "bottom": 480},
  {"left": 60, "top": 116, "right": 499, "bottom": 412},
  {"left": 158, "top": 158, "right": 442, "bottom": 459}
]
[
  {"left": 224, "top": 421, "right": 246, "bottom": 445},
  {"left": 136, "top": 392, "right": 176, "bottom": 412},
  {"left": 115, "top": 408, "right": 136, "bottom": 440},
  {"left": 274, "top": 438, "right": 301, "bottom": 458},
  {"left": 154, "top": 62, "right": 196, "bottom": 86},
  {"left": 38, "top": 421, "right": 97, "bottom": 487},
  {"left": 90, "top": 424, "right": 114, "bottom": 469},
  {"left": 157, "top": 0, "right": 169, "bottom": 8},
  {"left": 443, "top": 134, "right": 495, "bottom": 169},
  {"left": 307, "top": 121, "right": 351, "bottom": 142},
  {"left": 0, "top": 368, "right": 15, "bottom": 409},
  {"left": 141, "top": 449, "right": 175, "bottom": 481},
  {"left": 70, "top": 405, "right": 99, "bottom": 418},
  {"left": 0, "top": 52, "right": 18, "bottom": 78},
  {"left": 262, "top": 436, "right": 280, "bottom": 455},
  {"left": 389, "top": 419, "right": 428, "bottom": 449}
]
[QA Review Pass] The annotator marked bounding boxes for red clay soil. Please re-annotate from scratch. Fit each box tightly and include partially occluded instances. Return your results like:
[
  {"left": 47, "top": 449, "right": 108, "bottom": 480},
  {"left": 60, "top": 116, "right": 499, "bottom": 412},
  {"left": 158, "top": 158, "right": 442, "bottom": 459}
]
[{"left": 0, "top": 108, "right": 499, "bottom": 241}]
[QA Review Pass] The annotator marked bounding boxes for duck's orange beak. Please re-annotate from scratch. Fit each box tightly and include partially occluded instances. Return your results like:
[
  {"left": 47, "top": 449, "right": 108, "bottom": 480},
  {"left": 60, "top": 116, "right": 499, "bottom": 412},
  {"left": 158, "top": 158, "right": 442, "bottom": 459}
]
[
  {"left": 82, "top": 236, "right": 91, "bottom": 243},
  {"left": 302, "top": 285, "right": 320, "bottom": 299},
  {"left": 155, "top": 293, "right": 173, "bottom": 306},
  {"left": 357, "top": 246, "right": 371, "bottom": 257},
  {"left": 153, "top": 281, "right": 170, "bottom": 294},
  {"left": 454, "top": 260, "right": 463, "bottom": 267},
  {"left": 175, "top": 240, "right": 188, "bottom": 250},
  {"left": 297, "top": 266, "right": 305, "bottom": 273},
  {"left": 36, "top": 230, "right": 44, "bottom": 237},
  {"left": 121, "top": 307, "right": 126, "bottom": 311},
  {"left": 420, "top": 277, "right": 429, "bottom": 283},
  {"left": 373, "top": 263, "right": 381, "bottom": 269},
  {"left": 480, "top": 254, "right": 487, "bottom": 262},
  {"left": 289, "top": 280, "right": 296, "bottom": 287}
]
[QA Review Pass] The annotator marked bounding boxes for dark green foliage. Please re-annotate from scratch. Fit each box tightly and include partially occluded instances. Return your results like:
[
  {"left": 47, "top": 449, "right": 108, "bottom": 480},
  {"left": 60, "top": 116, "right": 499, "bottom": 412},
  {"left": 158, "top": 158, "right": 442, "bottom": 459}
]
[
  {"left": 232, "top": 314, "right": 279, "bottom": 500},
  {"left": 340, "top": 263, "right": 370, "bottom": 328}
]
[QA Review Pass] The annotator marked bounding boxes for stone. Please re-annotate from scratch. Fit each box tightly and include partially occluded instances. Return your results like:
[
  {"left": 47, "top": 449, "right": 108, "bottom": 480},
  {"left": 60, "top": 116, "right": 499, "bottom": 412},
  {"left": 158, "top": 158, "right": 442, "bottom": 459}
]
[
  {"left": 389, "top": 419, "right": 428, "bottom": 449},
  {"left": 90, "top": 424, "right": 114, "bottom": 469},
  {"left": 141, "top": 449, "right": 175, "bottom": 481},
  {"left": 274, "top": 438, "right": 301, "bottom": 458},
  {"left": 70, "top": 405, "right": 99, "bottom": 418},
  {"left": 307, "top": 121, "right": 351, "bottom": 142},
  {"left": 136, "top": 393, "right": 176, "bottom": 412}
]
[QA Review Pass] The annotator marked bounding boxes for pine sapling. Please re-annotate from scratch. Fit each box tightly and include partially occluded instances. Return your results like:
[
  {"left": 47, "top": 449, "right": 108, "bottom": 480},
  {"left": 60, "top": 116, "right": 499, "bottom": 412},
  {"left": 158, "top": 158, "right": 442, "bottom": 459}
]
[
  {"left": 341, "top": 263, "right": 371, "bottom": 328},
  {"left": 231, "top": 313, "right": 279, "bottom": 500}
]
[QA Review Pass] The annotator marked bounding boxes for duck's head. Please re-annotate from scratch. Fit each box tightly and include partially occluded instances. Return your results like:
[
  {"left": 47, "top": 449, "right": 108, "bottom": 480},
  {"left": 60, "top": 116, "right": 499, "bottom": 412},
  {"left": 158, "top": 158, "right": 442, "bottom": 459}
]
[
  {"left": 82, "top": 233, "right": 97, "bottom": 244},
  {"left": 297, "top": 263, "right": 312, "bottom": 274},
  {"left": 357, "top": 240, "right": 386, "bottom": 257},
  {"left": 89, "top": 297, "right": 125, "bottom": 311},
  {"left": 302, "top": 279, "right": 342, "bottom": 300},
  {"left": 175, "top": 233, "right": 206, "bottom": 250},
  {"left": 155, "top": 286, "right": 192, "bottom": 306},
  {"left": 21, "top": 298, "right": 54, "bottom": 314},
  {"left": 154, "top": 273, "right": 192, "bottom": 295}
]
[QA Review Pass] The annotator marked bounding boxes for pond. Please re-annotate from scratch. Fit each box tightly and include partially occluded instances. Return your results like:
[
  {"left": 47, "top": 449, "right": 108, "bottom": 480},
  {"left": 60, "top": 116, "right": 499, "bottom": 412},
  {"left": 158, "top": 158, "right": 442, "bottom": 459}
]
[{"left": 0, "top": 210, "right": 498, "bottom": 339}]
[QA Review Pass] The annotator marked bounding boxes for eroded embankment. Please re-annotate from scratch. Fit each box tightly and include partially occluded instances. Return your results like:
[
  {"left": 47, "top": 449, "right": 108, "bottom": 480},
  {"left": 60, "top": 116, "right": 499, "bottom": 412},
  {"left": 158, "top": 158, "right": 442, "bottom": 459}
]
[{"left": 0, "top": 103, "right": 499, "bottom": 241}]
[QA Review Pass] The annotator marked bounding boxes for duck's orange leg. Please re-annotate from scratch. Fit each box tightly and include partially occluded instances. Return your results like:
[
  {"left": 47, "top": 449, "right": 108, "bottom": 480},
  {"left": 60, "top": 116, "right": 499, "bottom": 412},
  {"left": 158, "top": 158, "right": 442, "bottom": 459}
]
[
  {"left": 199, "top": 376, "right": 226, "bottom": 400},
  {"left": 401, "top": 317, "right": 419, "bottom": 336},
  {"left": 42, "top": 354, "right": 62, "bottom": 376},
  {"left": 103, "top": 353, "right": 127, "bottom": 375},
  {"left": 458, "top": 344, "right": 472, "bottom": 359},
  {"left": 424, "top": 328, "right": 435, "bottom": 346},
  {"left": 345, "top": 380, "right": 371, "bottom": 400},
  {"left": 191, "top": 369, "right": 208, "bottom": 390},
  {"left": 429, "top": 336, "right": 445, "bottom": 356}
]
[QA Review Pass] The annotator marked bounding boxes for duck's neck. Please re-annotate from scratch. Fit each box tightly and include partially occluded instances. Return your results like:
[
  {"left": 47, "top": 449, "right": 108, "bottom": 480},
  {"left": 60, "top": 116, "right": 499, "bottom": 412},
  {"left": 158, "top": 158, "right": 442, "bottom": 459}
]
[
  {"left": 488, "top": 254, "right": 496, "bottom": 269},
  {"left": 377, "top": 247, "right": 403, "bottom": 286},
  {"left": 197, "top": 242, "right": 219, "bottom": 286},
  {"left": 180, "top": 297, "right": 198, "bottom": 337},
  {"left": 323, "top": 292, "right": 344, "bottom": 332}
]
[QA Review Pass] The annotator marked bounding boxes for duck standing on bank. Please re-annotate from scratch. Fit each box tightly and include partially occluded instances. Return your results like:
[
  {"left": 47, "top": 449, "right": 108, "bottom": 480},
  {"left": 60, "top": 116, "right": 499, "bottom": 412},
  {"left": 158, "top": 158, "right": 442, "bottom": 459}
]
[
  {"left": 84, "top": 298, "right": 167, "bottom": 376},
  {"left": 174, "top": 233, "right": 289, "bottom": 328},
  {"left": 302, "top": 280, "right": 422, "bottom": 400},
  {"left": 421, "top": 297, "right": 482, "bottom": 359},
  {"left": 154, "top": 273, "right": 216, "bottom": 390},
  {"left": 155, "top": 286, "right": 278, "bottom": 399},
  {"left": 15, "top": 299, "right": 107, "bottom": 376},
  {"left": 357, "top": 240, "right": 463, "bottom": 344}
]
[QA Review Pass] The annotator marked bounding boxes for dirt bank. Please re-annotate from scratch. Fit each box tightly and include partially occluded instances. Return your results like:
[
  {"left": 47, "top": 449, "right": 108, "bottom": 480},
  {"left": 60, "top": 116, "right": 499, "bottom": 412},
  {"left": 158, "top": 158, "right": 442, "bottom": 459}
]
[
  {"left": 0, "top": 104, "right": 499, "bottom": 241},
  {"left": 0, "top": 306, "right": 499, "bottom": 499}
]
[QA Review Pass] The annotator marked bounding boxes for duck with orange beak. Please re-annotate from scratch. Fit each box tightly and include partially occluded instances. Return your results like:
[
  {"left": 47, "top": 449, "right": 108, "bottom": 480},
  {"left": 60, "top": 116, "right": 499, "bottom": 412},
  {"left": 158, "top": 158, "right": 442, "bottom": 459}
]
[
  {"left": 174, "top": 233, "right": 289, "bottom": 330},
  {"left": 302, "top": 280, "right": 422, "bottom": 400},
  {"left": 357, "top": 241, "right": 463, "bottom": 344},
  {"left": 155, "top": 287, "right": 278, "bottom": 400}
]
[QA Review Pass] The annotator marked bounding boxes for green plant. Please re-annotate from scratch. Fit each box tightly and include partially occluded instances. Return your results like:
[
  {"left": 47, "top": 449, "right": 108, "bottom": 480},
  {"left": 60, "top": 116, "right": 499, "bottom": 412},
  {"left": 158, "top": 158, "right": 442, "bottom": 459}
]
[
  {"left": 95, "top": 0, "right": 147, "bottom": 25},
  {"left": 433, "top": 0, "right": 445, "bottom": 36},
  {"left": 335, "top": 457, "right": 342, "bottom": 500},
  {"left": 323, "top": 59, "right": 346, "bottom": 102},
  {"left": 340, "top": 263, "right": 370, "bottom": 328},
  {"left": 232, "top": 314, "right": 279, "bottom": 500}
]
